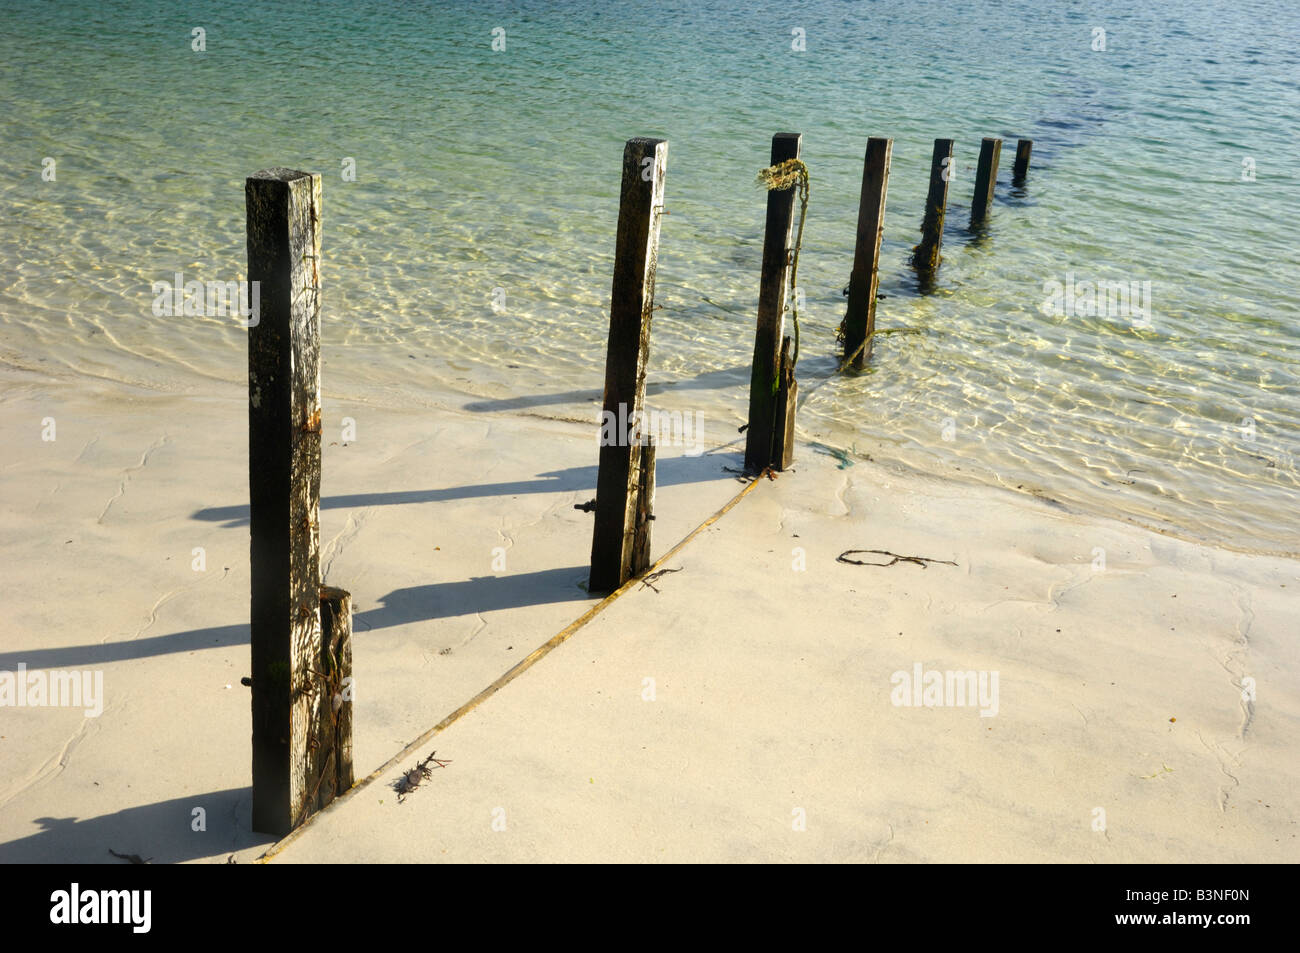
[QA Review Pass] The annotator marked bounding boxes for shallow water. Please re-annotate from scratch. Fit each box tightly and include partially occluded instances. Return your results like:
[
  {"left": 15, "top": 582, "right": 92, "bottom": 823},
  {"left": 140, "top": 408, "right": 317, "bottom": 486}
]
[{"left": 1, "top": 0, "right": 1297, "bottom": 553}]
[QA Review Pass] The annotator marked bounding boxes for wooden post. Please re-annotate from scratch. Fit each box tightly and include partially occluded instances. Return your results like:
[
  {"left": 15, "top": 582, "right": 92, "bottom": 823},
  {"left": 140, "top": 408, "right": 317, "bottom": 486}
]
[
  {"left": 913, "top": 138, "right": 954, "bottom": 275},
  {"left": 771, "top": 336, "right": 797, "bottom": 470},
  {"left": 745, "top": 132, "right": 802, "bottom": 474},
  {"left": 630, "top": 437, "right": 656, "bottom": 576},
  {"left": 1012, "top": 139, "right": 1033, "bottom": 183},
  {"left": 246, "top": 167, "right": 326, "bottom": 836},
  {"left": 317, "top": 585, "right": 353, "bottom": 808},
  {"left": 970, "top": 137, "right": 1002, "bottom": 228},
  {"left": 841, "top": 137, "right": 892, "bottom": 369},
  {"left": 589, "top": 138, "right": 667, "bottom": 595}
]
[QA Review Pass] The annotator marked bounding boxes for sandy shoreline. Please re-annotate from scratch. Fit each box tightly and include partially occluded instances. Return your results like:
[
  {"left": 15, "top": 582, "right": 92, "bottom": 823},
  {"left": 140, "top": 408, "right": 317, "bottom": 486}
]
[{"left": 0, "top": 363, "right": 1296, "bottom": 863}]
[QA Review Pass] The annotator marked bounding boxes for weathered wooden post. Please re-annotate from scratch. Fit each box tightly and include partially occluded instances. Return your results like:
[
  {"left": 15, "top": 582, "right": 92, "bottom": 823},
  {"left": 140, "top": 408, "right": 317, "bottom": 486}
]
[
  {"left": 770, "top": 337, "right": 797, "bottom": 469},
  {"left": 970, "top": 137, "right": 1002, "bottom": 228},
  {"left": 246, "top": 168, "right": 350, "bottom": 834},
  {"left": 913, "top": 138, "right": 954, "bottom": 276},
  {"left": 589, "top": 138, "right": 667, "bottom": 595},
  {"left": 630, "top": 436, "right": 656, "bottom": 577},
  {"left": 744, "top": 132, "right": 802, "bottom": 474},
  {"left": 841, "top": 137, "right": 892, "bottom": 369},
  {"left": 1012, "top": 138, "right": 1033, "bottom": 183},
  {"left": 317, "top": 585, "right": 353, "bottom": 807}
]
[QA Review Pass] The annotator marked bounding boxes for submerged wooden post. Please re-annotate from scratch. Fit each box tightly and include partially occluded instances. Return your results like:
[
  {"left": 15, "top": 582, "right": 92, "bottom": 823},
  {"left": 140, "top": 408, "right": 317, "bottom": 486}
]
[
  {"left": 913, "top": 138, "right": 954, "bottom": 275},
  {"left": 589, "top": 138, "right": 667, "bottom": 595},
  {"left": 246, "top": 167, "right": 328, "bottom": 836},
  {"left": 841, "top": 137, "right": 892, "bottom": 369},
  {"left": 745, "top": 132, "right": 802, "bottom": 473},
  {"left": 970, "top": 137, "right": 1002, "bottom": 228},
  {"left": 1012, "top": 138, "right": 1033, "bottom": 182}
]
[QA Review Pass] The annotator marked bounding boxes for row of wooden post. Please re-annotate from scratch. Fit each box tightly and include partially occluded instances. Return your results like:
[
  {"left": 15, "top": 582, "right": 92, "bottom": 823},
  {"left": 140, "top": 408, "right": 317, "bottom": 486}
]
[
  {"left": 915, "top": 137, "right": 1032, "bottom": 272},
  {"left": 587, "top": 133, "right": 1033, "bottom": 591},
  {"left": 244, "top": 132, "right": 1035, "bottom": 832}
]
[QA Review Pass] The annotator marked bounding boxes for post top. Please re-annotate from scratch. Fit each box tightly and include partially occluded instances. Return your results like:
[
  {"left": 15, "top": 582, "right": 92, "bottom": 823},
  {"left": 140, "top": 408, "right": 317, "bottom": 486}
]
[
  {"left": 623, "top": 137, "right": 668, "bottom": 159},
  {"left": 248, "top": 167, "right": 316, "bottom": 182},
  {"left": 770, "top": 132, "right": 802, "bottom": 161}
]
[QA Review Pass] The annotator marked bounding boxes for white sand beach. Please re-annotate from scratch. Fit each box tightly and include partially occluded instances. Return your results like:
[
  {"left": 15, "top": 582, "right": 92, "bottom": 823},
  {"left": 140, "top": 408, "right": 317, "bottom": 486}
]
[{"left": 1, "top": 364, "right": 1295, "bottom": 863}]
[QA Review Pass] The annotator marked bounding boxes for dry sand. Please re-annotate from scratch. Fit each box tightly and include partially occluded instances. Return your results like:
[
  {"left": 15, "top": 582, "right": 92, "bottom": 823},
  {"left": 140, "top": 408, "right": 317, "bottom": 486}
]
[{"left": 0, "top": 365, "right": 1296, "bottom": 863}]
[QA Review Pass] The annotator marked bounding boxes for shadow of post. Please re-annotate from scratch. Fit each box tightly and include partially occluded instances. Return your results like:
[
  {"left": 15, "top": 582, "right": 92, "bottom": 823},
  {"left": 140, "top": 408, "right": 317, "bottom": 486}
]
[
  {"left": 0, "top": 788, "right": 270, "bottom": 864},
  {"left": 190, "top": 452, "right": 741, "bottom": 528},
  {"left": 354, "top": 566, "right": 592, "bottom": 631}
]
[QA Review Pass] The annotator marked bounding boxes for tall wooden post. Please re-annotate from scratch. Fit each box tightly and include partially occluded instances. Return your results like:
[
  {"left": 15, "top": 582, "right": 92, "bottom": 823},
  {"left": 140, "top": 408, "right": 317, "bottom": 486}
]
[
  {"left": 1012, "top": 139, "right": 1033, "bottom": 183},
  {"left": 246, "top": 167, "right": 326, "bottom": 836},
  {"left": 841, "top": 137, "right": 892, "bottom": 369},
  {"left": 589, "top": 138, "right": 667, "bottom": 595},
  {"left": 745, "top": 132, "right": 802, "bottom": 474},
  {"left": 970, "top": 137, "right": 1002, "bottom": 228},
  {"left": 913, "top": 138, "right": 954, "bottom": 276}
]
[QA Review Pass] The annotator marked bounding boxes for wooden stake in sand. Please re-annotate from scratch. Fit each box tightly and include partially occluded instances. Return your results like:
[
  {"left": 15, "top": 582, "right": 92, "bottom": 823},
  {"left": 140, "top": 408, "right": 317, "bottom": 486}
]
[
  {"left": 913, "top": 138, "right": 954, "bottom": 277},
  {"left": 1012, "top": 138, "right": 1033, "bottom": 183},
  {"left": 630, "top": 435, "right": 656, "bottom": 576},
  {"left": 246, "top": 168, "right": 349, "bottom": 834},
  {"left": 745, "top": 132, "right": 802, "bottom": 473},
  {"left": 970, "top": 137, "right": 1002, "bottom": 228},
  {"left": 589, "top": 138, "right": 667, "bottom": 595},
  {"left": 771, "top": 336, "right": 797, "bottom": 469},
  {"left": 841, "top": 137, "right": 892, "bottom": 369},
  {"left": 316, "top": 585, "right": 354, "bottom": 807}
]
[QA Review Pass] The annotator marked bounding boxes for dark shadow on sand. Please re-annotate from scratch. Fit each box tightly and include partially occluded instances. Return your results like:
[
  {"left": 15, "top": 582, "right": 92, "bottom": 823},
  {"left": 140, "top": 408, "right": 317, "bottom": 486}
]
[
  {"left": 0, "top": 623, "right": 248, "bottom": 672},
  {"left": 354, "top": 565, "right": 592, "bottom": 631},
  {"left": 0, "top": 788, "right": 270, "bottom": 864},
  {"left": 3, "top": 562, "right": 593, "bottom": 669},
  {"left": 8, "top": 455, "right": 740, "bottom": 669},
  {"left": 190, "top": 451, "right": 740, "bottom": 527}
]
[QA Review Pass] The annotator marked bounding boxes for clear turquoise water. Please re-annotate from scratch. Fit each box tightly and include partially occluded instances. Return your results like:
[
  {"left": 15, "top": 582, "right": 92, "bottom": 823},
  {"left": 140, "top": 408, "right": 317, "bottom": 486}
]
[{"left": 2, "top": 0, "right": 1298, "bottom": 553}]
